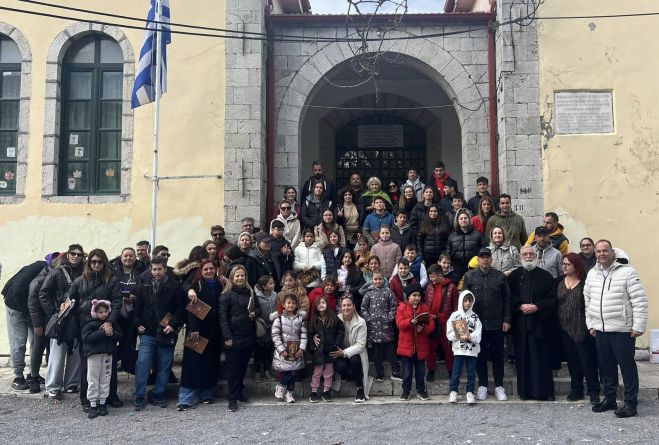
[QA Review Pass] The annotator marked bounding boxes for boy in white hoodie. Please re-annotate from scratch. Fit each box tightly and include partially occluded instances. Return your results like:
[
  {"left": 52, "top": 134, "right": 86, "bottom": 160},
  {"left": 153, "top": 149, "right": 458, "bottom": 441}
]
[{"left": 446, "top": 290, "right": 482, "bottom": 404}]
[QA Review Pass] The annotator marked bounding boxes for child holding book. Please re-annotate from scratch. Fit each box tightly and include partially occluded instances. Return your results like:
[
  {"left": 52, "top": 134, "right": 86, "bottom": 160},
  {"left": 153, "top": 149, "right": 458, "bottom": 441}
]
[
  {"left": 271, "top": 294, "right": 308, "bottom": 403},
  {"left": 307, "top": 296, "right": 345, "bottom": 402},
  {"left": 81, "top": 300, "right": 122, "bottom": 419},
  {"left": 396, "top": 284, "right": 434, "bottom": 401},
  {"left": 361, "top": 270, "right": 402, "bottom": 382},
  {"left": 446, "top": 290, "right": 482, "bottom": 404}
]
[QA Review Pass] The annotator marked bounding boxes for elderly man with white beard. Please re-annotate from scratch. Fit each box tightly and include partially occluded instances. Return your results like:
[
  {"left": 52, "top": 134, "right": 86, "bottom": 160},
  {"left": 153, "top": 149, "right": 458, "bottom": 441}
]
[{"left": 508, "top": 245, "right": 557, "bottom": 400}]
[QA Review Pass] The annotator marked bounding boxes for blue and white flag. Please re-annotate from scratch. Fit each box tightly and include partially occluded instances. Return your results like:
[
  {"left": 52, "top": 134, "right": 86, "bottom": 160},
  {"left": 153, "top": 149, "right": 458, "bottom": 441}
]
[{"left": 131, "top": 0, "right": 171, "bottom": 108}]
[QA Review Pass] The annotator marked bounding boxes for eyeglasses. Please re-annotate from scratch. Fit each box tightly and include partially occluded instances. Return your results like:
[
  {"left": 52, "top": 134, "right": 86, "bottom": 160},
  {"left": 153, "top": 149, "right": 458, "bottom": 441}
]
[
  {"left": 159, "top": 253, "right": 171, "bottom": 258},
  {"left": 561, "top": 263, "right": 573, "bottom": 267},
  {"left": 90, "top": 260, "right": 103, "bottom": 265},
  {"left": 580, "top": 244, "right": 592, "bottom": 248},
  {"left": 68, "top": 252, "right": 83, "bottom": 257}
]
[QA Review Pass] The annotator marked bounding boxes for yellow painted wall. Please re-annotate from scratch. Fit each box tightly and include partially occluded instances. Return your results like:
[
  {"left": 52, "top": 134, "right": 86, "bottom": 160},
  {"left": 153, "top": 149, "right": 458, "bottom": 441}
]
[
  {"left": 538, "top": 1, "right": 657, "bottom": 347},
  {"left": 0, "top": 0, "right": 226, "bottom": 353}
]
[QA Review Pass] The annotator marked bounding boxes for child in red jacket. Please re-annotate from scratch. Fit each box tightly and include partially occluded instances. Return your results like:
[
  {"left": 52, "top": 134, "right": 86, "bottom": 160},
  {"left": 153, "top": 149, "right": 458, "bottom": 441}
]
[
  {"left": 389, "top": 258, "right": 417, "bottom": 303},
  {"left": 425, "top": 264, "right": 459, "bottom": 381},
  {"left": 396, "top": 283, "right": 435, "bottom": 401}
]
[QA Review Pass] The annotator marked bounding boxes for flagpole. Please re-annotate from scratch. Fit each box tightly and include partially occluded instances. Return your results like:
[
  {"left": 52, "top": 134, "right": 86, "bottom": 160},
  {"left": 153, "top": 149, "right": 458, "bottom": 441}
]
[{"left": 150, "top": 0, "right": 162, "bottom": 250}]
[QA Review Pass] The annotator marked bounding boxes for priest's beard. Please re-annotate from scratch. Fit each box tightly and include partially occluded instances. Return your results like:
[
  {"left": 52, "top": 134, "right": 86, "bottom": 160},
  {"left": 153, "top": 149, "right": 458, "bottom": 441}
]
[{"left": 521, "top": 258, "right": 538, "bottom": 271}]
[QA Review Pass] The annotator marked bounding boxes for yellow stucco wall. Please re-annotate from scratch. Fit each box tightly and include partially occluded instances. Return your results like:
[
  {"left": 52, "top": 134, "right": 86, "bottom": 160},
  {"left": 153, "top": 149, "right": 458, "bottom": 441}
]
[
  {"left": 538, "top": 1, "right": 657, "bottom": 347},
  {"left": 0, "top": 0, "right": 226, "bottom": 353}
]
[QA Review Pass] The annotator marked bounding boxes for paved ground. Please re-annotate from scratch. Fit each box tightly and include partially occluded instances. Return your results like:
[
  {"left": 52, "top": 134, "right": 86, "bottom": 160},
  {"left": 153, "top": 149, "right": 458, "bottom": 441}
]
[{"left": 0, "top": 393, "right": 656, "bottom": 444}]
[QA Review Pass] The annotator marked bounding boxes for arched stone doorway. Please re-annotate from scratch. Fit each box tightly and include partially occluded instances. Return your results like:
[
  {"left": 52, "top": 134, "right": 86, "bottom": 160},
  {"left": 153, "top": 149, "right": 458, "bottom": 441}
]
[{"left": 275, "top": 50, "right": 487, "bottom": 202}]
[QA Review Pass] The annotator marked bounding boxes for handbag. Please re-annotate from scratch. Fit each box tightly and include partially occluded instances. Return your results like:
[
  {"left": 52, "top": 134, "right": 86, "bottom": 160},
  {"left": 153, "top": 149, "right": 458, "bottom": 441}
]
[
  {"left": 45, "top": 298, "right": 77, "bottom": 343},
  {"left": 297, "top": 268, "right": 319, "bottom": 287},
  {"left": 255, "top": 317, "right": 268, "bottom": 338}
]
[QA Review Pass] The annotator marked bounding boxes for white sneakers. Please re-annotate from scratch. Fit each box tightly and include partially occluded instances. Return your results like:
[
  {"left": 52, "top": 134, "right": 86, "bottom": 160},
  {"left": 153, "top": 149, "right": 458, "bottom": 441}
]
[
  {"left": 495, "top": 386, "right": 508, "bottom": 401},
  {"left": 448, "top": 391, "right": 458, "bottom": 403},
  {"left": 285, "top": 391, "right": 296, "bottom": 403},
  {"left": 274, "top": 384, "right": 285, "bottom": 400},
  {"left": 476, "top": 386, "right": 488, "bottom": 401},
  {"left": 466, "top": 392, "right": 476, "bottom": 404}
]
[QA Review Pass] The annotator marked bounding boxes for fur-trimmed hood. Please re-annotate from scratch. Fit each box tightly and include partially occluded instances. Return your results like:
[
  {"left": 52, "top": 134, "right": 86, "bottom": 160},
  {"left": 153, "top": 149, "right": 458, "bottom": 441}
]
[{"left": 174, "top": 259, "right": 200, "bottom": 277}]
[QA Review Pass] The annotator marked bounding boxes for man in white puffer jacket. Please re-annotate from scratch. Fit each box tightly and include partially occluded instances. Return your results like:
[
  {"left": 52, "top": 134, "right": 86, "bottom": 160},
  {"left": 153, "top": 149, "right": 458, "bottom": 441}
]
[{"left": 584, "top": 241, "right": 648, "bottom": 418}]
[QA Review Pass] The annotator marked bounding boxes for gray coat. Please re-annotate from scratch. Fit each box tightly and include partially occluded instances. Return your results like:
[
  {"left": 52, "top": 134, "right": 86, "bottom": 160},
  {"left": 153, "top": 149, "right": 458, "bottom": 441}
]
[
  {"left": 489, "top": 243, "right": 521, "bottom": 274},
  {"left": 360, "top": 285, "right": 398, "bottom": 343}
]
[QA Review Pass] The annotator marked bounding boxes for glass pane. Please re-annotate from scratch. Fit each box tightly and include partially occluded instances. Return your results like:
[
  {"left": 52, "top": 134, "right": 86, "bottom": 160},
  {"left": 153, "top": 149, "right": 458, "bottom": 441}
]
[
  {"left": 0, "top": 38, "right": 21, "bottom": 63},
  {"left": 0, "top": 161, "right": 17, "bottom": 192},
  {"left": 68, "top": 72, "right": 92, "bottom": 99},
  {"left": 1, "top": 71, "right": 21, "bottom": 98},
  {"left": 67, "top": 101, "right": 91, "bottom": 129},
  {"left": 0, "top": 101, "right": 19, "bottom": 129},
  {"left": 102, "top": 72, "right": 122, "bottom": 99},
  {"left": 100, "top": 101, "right": 121, "bottom": 129},
  {"left": 0, "top": 131, "right": 17, "bottom": 159},
  {"left": 100, "top": 39, "right": 123, "bottom": 63},
  {"left": 64, "top": 162, "right": 88, "bottom": 193},
  {"left": 66, "top": 138, "right": 90, "bottom": 161},
  {"left": 97, "top": 161, "right": 120, "bottom": 192},
  {"left": 99, "top": 131, "right": 120, "bottom": 159},
  {"left": 66, "top": 39, "right": 95, "bottom": 63}
]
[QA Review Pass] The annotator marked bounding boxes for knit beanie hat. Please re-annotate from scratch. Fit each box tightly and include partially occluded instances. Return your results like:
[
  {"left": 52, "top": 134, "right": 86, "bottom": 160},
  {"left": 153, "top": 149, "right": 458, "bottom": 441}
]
[
  {"left": 91, "top": 299, "right": 111, "bottom": 318},
  {"left": 405, "top": 283, "right": 424, "bottom": 299}
]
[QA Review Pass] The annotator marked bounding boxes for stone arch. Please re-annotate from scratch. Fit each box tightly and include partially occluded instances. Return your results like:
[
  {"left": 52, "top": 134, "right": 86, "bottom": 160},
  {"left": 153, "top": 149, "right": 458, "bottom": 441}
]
[
  {"left": 0, "top": 22, "right": 32, "bottom": 204},
  {"left": 274, "top": 37, "right": 490, "bottom": 195},
  {"left": 41, "top": 22, "right": 135, "bottom": 203}
]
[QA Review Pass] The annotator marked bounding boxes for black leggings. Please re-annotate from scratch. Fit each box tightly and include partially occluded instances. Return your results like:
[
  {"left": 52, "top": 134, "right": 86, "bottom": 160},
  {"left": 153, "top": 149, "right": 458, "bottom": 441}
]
[{"left": 334, "top": 355, "right": 364, "bottom": 389}]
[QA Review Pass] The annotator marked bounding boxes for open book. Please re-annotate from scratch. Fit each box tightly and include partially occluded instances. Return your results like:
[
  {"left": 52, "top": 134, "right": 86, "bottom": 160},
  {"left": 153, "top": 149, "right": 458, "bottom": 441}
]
[{"left": 413, "top": 312, "right": 431, "bottom": 325}]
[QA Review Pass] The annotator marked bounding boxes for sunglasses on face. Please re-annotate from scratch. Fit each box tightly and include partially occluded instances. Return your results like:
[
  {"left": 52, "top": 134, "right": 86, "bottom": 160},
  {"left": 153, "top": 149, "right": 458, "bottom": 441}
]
[
  {"left": 280, "top": 206, "right": 291, "bottom": 210},
  {"left": 90, "top": 260, "right": 103, "bottom": 265},
  {"left": 69, "top": 252, "right": 83, "bottom": 257},
  {"left": 159, "top": 253, "right": 171, "bottom": 258}
]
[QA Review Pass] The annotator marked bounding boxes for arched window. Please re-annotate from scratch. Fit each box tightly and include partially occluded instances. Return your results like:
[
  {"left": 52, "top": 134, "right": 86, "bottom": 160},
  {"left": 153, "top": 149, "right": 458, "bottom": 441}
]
[
  {"left": 59, "top": 34, "right": 123, "bottom": 195},
  {"left": 0, "top": 36, "right": 21, "bottom": 194}
]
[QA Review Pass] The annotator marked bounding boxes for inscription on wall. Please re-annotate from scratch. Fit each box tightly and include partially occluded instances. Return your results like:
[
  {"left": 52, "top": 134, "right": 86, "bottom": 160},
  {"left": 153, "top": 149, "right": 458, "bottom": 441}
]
[
  {"left": 554, "top": 91, "right": 614, "bottom": 135},
  {"left": 357, "top": 125, "right": 404, "bottom": 148}
]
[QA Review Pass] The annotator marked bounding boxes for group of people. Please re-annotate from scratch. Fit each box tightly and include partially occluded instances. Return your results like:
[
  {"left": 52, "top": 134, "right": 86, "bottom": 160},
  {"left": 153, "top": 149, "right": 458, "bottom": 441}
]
[{"left": 0, "top": 160, "right": 649, "bottom": 418}]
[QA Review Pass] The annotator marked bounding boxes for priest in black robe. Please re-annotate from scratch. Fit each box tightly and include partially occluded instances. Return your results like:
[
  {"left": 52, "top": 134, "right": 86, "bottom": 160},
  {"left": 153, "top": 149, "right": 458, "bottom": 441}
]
[{"left": 508, "top": 245, "right": 557, "bottom": 400}]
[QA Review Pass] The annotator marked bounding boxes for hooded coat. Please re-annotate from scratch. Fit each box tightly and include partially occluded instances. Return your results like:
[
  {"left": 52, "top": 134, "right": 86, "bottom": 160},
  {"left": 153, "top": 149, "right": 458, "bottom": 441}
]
[
  {"left": 525, "top": 223, "right": 569, "bottom": 255},
  {"left": 271, "top": 310, "right": 308, "bottom": 372},
  {"left": 446, "top": 290, "right": 482, "bottom": 357},
  {"left": 360, "top": 285, "right": 398, "bottom": 344},
  {"left": 273, "top": 211, "right": 302, "bottom": 250},
  {"left": 293, "top": 242, "right": 325, "bottom": 288},
  {"left": 395, "top": 300, "right": 435, "bottom": 359}
]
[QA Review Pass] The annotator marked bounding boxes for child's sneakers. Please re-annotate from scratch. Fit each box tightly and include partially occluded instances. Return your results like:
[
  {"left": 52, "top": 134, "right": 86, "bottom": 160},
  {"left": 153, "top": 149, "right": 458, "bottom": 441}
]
[
  {"left": 495, "top": 386, "right": 508, "bottom": 401},
  {"left": 309, "top": 392, "right": 321, "bottom": 403},
  {"left": 448, "top": 391, "right": 458, "bottom": 403},
  {"left": 322, "top": 390, "right": 332, "bottom": 402},
  {"left": 466, "top": 392, "right": 476, "bottom": 404},
  {"left": 476, "top": 386, "right": 488, "bottom": 401},
  {"left": 285, "top": 391, "right": 296, "bottom": 404},
  {"left": 274, "top": 384, "right": 285, "bottom": 400}
]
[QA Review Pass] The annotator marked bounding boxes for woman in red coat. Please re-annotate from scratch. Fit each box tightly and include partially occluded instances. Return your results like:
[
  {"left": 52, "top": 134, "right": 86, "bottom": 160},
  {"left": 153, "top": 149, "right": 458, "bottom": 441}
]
[{"left": 396, "top": 283, "right": 435, "bottom": 401}]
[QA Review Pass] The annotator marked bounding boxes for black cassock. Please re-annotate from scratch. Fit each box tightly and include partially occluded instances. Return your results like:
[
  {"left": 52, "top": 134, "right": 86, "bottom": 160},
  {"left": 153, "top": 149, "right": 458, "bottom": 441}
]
[{"left": 508, "top": 266, "right": 557, "bottom": 400}]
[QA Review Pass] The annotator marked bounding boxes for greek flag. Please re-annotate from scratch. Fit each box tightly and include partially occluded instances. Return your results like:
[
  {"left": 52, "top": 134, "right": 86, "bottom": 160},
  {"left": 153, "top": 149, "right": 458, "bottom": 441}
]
[{"left": 131, "top": 0, "right": 171, "bottom": 108}]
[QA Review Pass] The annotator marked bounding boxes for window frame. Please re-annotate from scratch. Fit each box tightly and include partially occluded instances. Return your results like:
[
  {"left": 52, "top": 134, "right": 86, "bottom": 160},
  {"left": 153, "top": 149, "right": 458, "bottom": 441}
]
[
  {"left": 59, "top": 35, "right": 123, "bottom": 196},
  {"left": 0, "top": 58, "right": 21, "bottom": 195}
]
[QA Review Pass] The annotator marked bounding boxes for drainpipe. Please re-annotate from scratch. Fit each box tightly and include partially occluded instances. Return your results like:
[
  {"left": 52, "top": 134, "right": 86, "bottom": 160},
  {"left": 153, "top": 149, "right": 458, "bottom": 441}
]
[
  {"left": 266, "top": 18, "right": 276, "bottom": 221},
  {"left": 487, "top": 6, "right": 500, "bottom": 197}
]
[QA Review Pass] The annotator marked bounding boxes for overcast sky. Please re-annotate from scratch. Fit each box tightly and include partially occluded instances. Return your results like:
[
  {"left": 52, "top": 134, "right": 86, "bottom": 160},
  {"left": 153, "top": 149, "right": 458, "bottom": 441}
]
[{"left": 312, "top": 0, "right": 446, "bottom": 14}]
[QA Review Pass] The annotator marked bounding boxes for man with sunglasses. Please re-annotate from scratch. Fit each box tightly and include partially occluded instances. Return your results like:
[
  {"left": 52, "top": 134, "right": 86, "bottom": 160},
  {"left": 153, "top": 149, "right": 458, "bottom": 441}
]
[{"left": 210, "top": 225, "right": 231, "bottom": 254}]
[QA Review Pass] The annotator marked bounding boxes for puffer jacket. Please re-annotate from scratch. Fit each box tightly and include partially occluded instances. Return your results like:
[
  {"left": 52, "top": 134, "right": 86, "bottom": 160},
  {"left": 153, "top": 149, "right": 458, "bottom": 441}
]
[
  {"left": 361, "top": 285, "right": 398, "bottom": 343},
  {"left": 69, "top": 273, "right": 122, "bottom": 326},
  {"left": 462, "top": 267, "right": 511, "bottom": 330},
  {"left": 301, "top": 195, "right": 333, "bottom": 230},
  {"left": 396, "top": 301, "right": 435, "bottom": 359},
  {"left": 307, "top": 315, "right": 345, "bottom": 365},
  {"left": 525, "top": 222, "right": 569, "bottom": 255},
  {"left": 388, "top": 273, "right": 417, "bottom": 303},
  {"left": 489, "top": 242, "right": 521, "bottom": 274},
  {"left": 447, "top": 227, "right": 485, "bottom": 266},
  {"left": 293, "top": 243, "right": 325, "bottom": 288},
  {"left": 28, "top": 261, "right": 57, "bottom": 328},
  {"left": 417, "top": 223, "right": 450, "bottom": 265},
  {"left": 273, "top": 211, "right": 302, "bottom": 250},
  {"left": 369, "top": 239, "right": 401, "bottom": 278},
  {"left": 81, "top": 318, "right": 122, "bottom": 358},
  {"left": 409, "top": 202, "right": 430, "bottom": 231},
  {"left": 219, "top": 286, "right": 262, "bottom": 350},
  {"left": 584, "top": 262, "right": 648, "bottom": 333},
  {"left": 390, "top": 222, "right": 415, "bottom": 252},
  {"left": 271, "top": 311, "right": 308, "bottom": 371},
  {"left": 322, "top": 246, "right": 348, "bottom": 279},
  {"left": 256, "top": 287, "right": 279, "bottom": 327},
  {"left": 39, "top": 263, "right": 83, "bottom": 318}
]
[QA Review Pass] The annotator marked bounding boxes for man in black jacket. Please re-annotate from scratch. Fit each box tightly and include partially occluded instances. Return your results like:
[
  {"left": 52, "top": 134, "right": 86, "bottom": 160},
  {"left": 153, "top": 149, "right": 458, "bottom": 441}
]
[
  {"left": 391, "top": 210, "right": 415, "bottom": 252},
  {"left": 462, "top": 247, "right": 512, "bottom": 402},
  {"left": 302, "top": 161, "right": 336, "bottom": 202},
  {"left": 250, "top": 232, "right": 283, "bottom": 288},
  {"left": 2, "top": 255, "right": 57, "bottom": 390},
  {"left": 133, "top": 258, "right": 186, "bottom": 411}
]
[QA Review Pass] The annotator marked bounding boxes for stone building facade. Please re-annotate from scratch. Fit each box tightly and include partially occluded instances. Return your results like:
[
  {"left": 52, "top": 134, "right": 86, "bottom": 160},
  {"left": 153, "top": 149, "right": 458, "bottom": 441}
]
[{"left": 224, "top": 0, "right": 543, "bottom": 235}]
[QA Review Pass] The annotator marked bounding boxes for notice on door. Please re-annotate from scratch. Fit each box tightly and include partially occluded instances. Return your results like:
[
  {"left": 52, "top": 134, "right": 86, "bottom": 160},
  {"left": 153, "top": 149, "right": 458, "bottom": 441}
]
[
  {"left": 357, "top": 125, "right": 404, "bottom": 148},
  {"left": 554, "top": 91, "right": 614, "bottom": 135}
]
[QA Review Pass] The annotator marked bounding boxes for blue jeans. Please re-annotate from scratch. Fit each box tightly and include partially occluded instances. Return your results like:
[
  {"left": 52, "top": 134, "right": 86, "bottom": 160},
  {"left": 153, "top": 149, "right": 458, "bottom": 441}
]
[
  {"left": 450, "top": 355, "right": 477, "bottom": 393},
  {"left": 401, "top": 355, "right": 426, "bottom": 393},
  {"left": 134, "top": 335, "right": 174, "bottom": 399},
  {"left": 280, "top": 371, "right": 296, "bottom": 391},
  {"left": 178, "top": 386, "right": 215, "bottom": 406}
]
